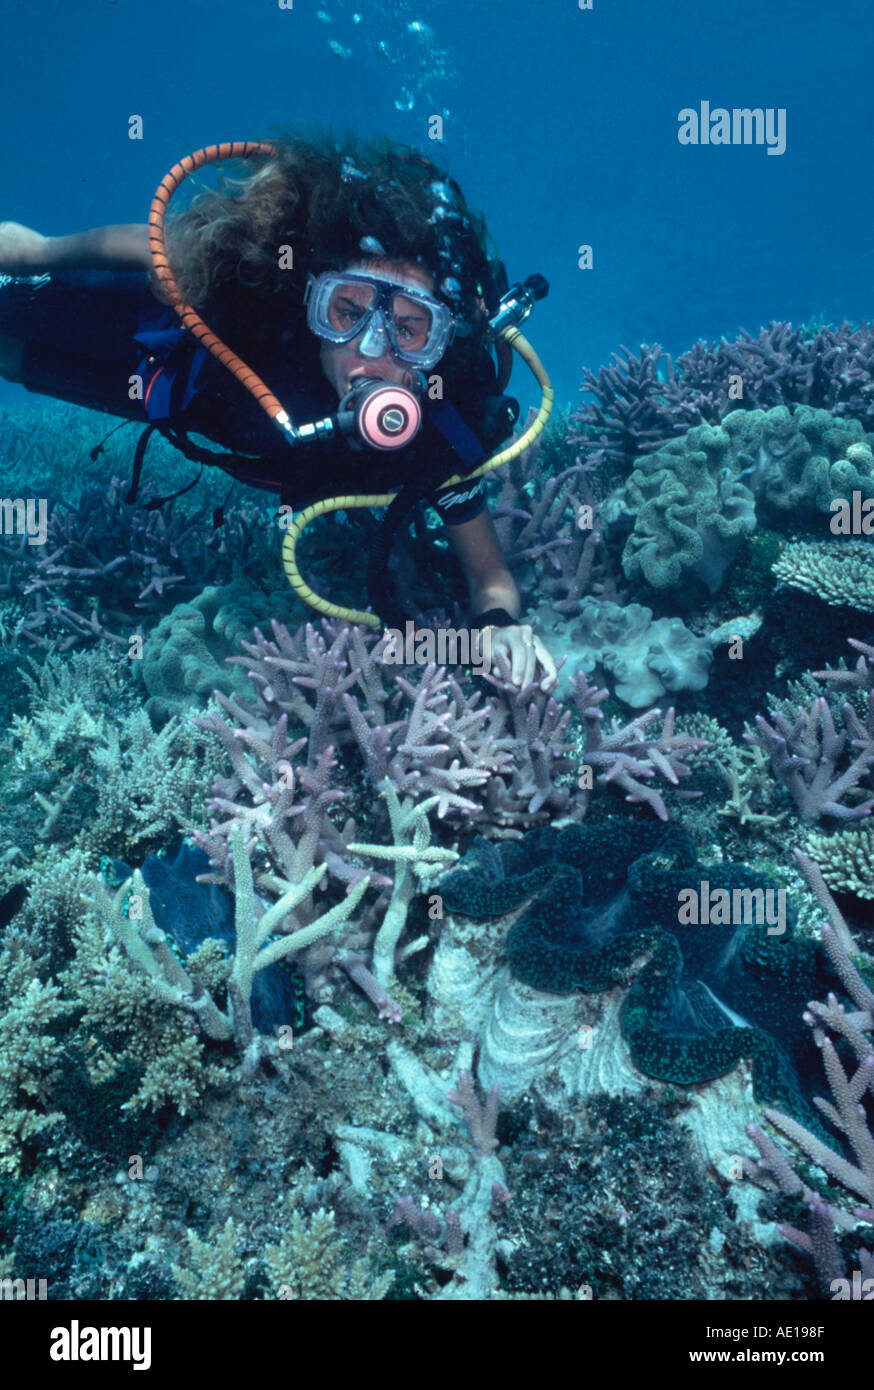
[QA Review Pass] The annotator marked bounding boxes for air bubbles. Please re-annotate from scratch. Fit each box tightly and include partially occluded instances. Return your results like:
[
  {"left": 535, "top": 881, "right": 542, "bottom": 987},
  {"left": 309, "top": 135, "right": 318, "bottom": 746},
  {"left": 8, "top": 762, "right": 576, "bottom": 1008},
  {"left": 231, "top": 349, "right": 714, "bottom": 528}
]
[
  {"left": 329, "top": 38, "right": 352, "bottom": 58},
  {"left": 394, "top": 87, "right": 415, "bottom": 112},
  {"left": 407, "top": 19, "right": 435, "bottom": 44},
  {"left": 316, "top": 8, "right": 331, "bottom": 22}
]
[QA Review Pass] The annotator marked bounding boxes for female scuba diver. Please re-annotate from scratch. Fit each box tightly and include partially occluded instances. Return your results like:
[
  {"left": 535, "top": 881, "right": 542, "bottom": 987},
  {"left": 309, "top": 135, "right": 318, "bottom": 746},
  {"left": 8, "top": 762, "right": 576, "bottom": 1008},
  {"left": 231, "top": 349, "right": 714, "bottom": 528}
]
[{"left": 0, "top": 128, "right": 556, "bottom": 690}]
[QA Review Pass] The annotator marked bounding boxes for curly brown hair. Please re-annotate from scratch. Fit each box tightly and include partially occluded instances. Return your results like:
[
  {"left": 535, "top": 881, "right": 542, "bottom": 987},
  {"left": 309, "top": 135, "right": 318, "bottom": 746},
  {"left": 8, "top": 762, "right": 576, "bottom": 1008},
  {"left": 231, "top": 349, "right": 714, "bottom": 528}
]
[{"left": 155, "top": 124, "right": 503, "bottom": 400}]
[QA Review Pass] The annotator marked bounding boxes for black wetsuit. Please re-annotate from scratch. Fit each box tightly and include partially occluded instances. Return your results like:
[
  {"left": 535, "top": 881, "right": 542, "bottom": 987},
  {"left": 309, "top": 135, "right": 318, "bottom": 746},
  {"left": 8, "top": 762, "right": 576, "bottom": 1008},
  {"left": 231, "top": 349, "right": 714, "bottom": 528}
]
[{"left": 0, "top": 270, "right": 515, "bottom": 523}]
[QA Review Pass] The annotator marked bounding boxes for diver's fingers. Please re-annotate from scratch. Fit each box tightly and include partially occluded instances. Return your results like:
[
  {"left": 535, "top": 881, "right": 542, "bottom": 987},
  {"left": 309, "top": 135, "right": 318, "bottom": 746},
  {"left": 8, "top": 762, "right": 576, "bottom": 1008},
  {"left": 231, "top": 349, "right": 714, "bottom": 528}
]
[
  {"left": 509, "top": 636, "right": 528, "bottom": 687},
  {"left": 534, "top": 637, "right": 558, "bottom": 691}
]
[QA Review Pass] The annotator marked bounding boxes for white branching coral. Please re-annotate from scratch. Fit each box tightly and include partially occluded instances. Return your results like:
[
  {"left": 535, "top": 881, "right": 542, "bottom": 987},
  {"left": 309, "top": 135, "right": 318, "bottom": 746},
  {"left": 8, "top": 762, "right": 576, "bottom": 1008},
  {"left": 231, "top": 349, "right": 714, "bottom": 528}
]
[
  {"left": 347, "top": 779, "right": 458, "bottom": 988},
  {"left": 83, "top": 828, "right": 370, "bottom": 1072}
]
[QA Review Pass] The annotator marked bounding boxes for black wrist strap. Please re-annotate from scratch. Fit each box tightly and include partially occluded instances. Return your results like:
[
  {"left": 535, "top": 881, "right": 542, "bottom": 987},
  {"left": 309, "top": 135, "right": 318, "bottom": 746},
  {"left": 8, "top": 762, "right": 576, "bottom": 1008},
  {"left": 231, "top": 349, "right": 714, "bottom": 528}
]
[{"left": 471, "top": 607, "right": 518, "bottom": 628}]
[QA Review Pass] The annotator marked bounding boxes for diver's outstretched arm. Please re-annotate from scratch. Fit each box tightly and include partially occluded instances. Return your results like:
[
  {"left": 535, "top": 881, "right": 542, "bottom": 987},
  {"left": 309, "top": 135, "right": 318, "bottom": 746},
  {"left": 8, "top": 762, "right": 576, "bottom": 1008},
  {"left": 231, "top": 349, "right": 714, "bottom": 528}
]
[{"left": 0, "top": 222, "right": 151, "bottom": 274}]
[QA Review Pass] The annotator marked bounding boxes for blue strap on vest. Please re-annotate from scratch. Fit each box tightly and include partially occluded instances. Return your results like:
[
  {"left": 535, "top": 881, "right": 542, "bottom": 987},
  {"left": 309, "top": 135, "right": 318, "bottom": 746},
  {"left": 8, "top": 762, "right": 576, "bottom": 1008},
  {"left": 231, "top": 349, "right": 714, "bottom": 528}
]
[{"left": 428, "top": 400, "right": 486, "bottom": 471}]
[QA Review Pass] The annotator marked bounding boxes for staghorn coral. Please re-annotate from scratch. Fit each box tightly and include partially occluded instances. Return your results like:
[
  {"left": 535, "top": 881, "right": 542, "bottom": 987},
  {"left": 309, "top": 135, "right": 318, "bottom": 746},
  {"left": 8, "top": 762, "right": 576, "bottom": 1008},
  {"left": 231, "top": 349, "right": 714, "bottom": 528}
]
[
  {"left": 488, "top": 406, "right": 619, "bottom": 615},
  {"left": 223, "top": 618, "right": 517, "bottom": 819},
  {"left": 813, "top": 636, "right": 874, "bottom": 695},
  {"left": 346, "top": 779, "right": 458, "bottom": 988},
  {"left": 574, "top": 341, "right": 704, "bottom": 469},
  {"left": 747, "top": 692, "right": 874, "bottom": 823},
  {"left": 568, "top": 672, "right": 705, "bottom": 821},
  {"left": 1, "top": 465, "right": 279, "bottom": 653},
  {"left": 744, "top": 849, "right": 874, "bottom": 1295},
  {"left": 380, "top": 1055, "right": 510, "bottom": 1300},
  {"left": 197, "top": 617, "right": 707, "bottom": 845},
  {"left": 186, "top": 616, "right": 706, "bottom": 1021}
]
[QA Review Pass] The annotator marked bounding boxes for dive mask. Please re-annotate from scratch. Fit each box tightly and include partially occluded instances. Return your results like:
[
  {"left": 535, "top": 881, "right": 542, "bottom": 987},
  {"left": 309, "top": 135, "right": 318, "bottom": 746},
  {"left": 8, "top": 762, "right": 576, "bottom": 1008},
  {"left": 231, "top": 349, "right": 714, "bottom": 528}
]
[{"left": 305, "top": 270, "right": 455, "bottom": 369}]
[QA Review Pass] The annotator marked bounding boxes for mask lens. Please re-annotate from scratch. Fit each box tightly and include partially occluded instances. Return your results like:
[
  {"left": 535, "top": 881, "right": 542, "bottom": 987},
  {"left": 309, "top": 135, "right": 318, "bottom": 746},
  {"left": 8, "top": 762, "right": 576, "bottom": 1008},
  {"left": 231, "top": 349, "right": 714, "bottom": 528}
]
[
  {"left": 326, "top": 280, "right": 377, "bottom": 335},
  {"left": 390, "top": 291, "right": 434, "bottom": 355},
  {"left": 309, "top": 273, "right": 450, "bottom": 365}
]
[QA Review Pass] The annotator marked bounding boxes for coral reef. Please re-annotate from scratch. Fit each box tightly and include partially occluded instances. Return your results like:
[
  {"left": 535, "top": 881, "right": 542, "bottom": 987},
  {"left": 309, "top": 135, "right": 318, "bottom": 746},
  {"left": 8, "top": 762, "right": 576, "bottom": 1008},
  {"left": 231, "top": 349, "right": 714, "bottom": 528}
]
[
  {"left": 61, "top": 904, "right": 232, "bottom": 1118},
  {"left": 171, "top": 1208, "right": 394, "bottom": 1300},
  {"left": 744, "top": 850, "right": 874, "bottom": 1295},
  {"left": 0, "top": 928, "right": 72, "bottom": 1176},
  {"left": 0, "top": 472, "right": 278, "bottom": 653},
  {"left": 438, "top": 819, "right": 839, "bottom": 1129},
  {"left": 9, "top": 329, "right": 874, "bottom": 1305},
  {"left": 489, "top": 406, "right": 619, "bottom": 615},
  {"left": 496, "top": 1089, "right": 790, "bottom": 1299},
  {"left": 5, "top": 645, "right": 224, "bottom": 861},
  {"left": 191, "top": 619, "right": 702, "bottom": 854},
  {"left": 573, "top": 321, "right": 874, "bottom": 470},
  {"left": 603, "top": 406, "right": 874, "bottom": 592},
  {"left": 530, "top": 596, "right": 713, "bottom": 707},
  {"left": 748, "top": 690, "right": 874, "bottom": 822},
  {"left": 773, "top": 539, "right": 874, "bottom": 613},
  {"left": 85, "top": 824, "right": 370, "bottom": 1071},
  {"left": 803, "top": 826, "right": 874, "bottom": 899},
  {"left": 141, "top": 579, "right": 295, "bottom": 725}
]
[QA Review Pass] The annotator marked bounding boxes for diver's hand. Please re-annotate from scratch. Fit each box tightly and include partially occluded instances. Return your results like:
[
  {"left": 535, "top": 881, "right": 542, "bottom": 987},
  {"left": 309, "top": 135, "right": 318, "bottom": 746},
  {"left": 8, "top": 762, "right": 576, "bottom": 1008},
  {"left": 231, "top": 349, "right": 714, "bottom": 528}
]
[
  {"left": 0, "top": 222, "right": 50, "bottom": 274},
  {"left": 477, "top": 623, "right": 558, "bottom": 692}
]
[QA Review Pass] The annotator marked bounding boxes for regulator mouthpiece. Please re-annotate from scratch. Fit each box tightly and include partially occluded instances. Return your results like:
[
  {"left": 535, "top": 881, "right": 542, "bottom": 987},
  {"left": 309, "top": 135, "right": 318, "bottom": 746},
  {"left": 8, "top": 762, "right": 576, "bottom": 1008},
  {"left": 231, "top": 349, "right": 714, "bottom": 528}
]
[
  {"left": 337, "top": 377, "right": 423, "bottom": 451},
  {"left": 282, "top": 376, "right": 424, "bottom": 451}
]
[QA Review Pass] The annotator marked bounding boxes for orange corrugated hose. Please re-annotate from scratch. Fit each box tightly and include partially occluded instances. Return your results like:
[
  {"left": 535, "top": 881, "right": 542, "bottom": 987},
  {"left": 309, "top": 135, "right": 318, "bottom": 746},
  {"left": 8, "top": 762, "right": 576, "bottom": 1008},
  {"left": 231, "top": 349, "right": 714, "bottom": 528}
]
[{"left": 147, "top": 141, "right": 291, "bottom": 430}]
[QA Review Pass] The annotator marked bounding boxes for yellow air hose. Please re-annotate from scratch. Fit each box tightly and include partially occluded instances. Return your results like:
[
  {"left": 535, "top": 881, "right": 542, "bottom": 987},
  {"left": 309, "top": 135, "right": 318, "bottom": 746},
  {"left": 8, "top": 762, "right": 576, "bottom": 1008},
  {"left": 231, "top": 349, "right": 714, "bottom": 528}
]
[{"left": 280, "top": 324, "right": 554, "bottom": 628}]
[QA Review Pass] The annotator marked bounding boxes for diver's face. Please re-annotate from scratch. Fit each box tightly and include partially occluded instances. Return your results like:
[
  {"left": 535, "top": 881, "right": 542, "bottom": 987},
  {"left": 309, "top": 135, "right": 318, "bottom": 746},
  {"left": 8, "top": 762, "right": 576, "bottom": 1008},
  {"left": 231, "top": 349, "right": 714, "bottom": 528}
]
[{"left": 317, "top": 258, "right": 437, "bottom": 397}]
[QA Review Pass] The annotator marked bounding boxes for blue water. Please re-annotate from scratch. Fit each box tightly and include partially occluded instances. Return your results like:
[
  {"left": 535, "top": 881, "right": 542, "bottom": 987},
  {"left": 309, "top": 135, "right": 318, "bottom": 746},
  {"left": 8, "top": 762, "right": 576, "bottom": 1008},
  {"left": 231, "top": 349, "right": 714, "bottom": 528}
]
[
  {"left": 1, "top": 0, "right": 871, "bottom": 415},
  {"left": 3, "top": 0, "right": 874, "bottom": 1314}
]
